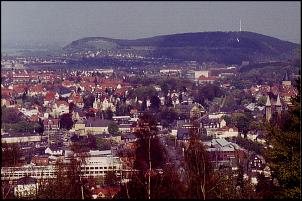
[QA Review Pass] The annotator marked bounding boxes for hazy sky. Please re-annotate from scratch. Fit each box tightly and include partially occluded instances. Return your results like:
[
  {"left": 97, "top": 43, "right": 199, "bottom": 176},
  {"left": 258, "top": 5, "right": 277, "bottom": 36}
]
[{"left": 1, "top": 1, "right": 301, "bottom": 46}]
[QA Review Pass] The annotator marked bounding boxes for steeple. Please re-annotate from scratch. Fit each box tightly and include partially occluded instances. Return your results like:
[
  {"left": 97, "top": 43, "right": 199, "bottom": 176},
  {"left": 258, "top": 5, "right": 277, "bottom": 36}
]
[
  {"left": 275, "top": 94, "right": 282, "bottom": 116},
  {"left": 265, "top": 95, "right": 272, "bottom": 121},
  {"left": 275, "top": 94, "right": 281, "bottom": 106},
  {"left": 283, "top": 71, "right": 289, "bottom": 81},
  {"left": 282, "top": 71, "right": 291, "bottom": 86},
  {"left": 265, "top": 95, "right": 271, "bottom": 106}
]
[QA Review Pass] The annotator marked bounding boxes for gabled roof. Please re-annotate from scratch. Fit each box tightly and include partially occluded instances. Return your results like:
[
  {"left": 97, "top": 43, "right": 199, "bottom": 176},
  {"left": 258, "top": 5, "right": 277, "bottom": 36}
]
[
  {"left": 17, "top": 176, "right": 37, "bottom": 185},
  {"left": 85, "top": 118, "right": 112, "bottom": 127}
]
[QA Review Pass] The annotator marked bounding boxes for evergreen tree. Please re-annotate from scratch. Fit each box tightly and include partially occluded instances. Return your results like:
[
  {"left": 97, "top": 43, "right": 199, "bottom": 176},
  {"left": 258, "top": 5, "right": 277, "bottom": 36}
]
[
  {"left": 117, "top": 113, "right": 184, "bottom": 199},
  {"left": 264, "top": 77, "right": 301, "bottom": 199}
]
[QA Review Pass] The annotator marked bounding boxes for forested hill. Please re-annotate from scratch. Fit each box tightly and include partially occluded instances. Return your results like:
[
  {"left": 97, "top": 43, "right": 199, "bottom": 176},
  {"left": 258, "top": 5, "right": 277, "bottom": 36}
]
[{"left": 63, "top": 31, "right": 300, "bottom": 65}]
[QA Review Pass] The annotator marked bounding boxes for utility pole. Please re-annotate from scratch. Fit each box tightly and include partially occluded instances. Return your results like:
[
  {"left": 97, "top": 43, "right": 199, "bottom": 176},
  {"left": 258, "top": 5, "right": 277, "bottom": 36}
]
[
  {"left": 148, "top": 135, "right": 151, "bottom": 200},
  {"left": 79, "top": 159, "right": 84, "bottom": 200}
]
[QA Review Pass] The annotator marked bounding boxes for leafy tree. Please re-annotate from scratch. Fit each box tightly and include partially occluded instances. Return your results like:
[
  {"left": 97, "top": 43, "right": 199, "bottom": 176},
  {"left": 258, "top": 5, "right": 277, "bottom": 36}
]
[
  {"left": 158, "top": 107, "right": 178, "bottom": 127},
  {"left": 104, "top": 108, "right": 113, "bottom": 120},
  {"left": 1, "top": 107, "right": 21, "bottom": 123},
  {"left": 34, "top": 118, "right": 44, "bottom": 134},
  {"left": 104, "top": 171, "right": 119, "bottom": 186},
  {"left": 221, "top": 95, "right": 237, "bottom": 112},
  {"left": 1, "top": 143, "right": 22, "bottom": 167},
  {"left": 231, "top": 112, "right": 253, "bottom": 136},
  {"left": 211, "top": 168, "right": 259, "bottom": 199},
  {"left": 87, "top": 134, "right": 97, "bottom": 149},
  {"left": 108, "top": 122, "right": 119, "bottom": 134},
  {"left": 141, "top": 98, "right": 147, "bottom": 111},
  {"left": 150, "top": 95, "right": 160, "bottom": 111},
  {"left": 198, "top": 83, "right": 225, "bottom": 101},
  {"left": 69, "top": 102, "right": 76, "bottom": 113},
  {"left": 59, "top": 113, "right": 74, "bottom": 130},
  {"left": 117, "top": 113, "right": 184, "bottom": 199},
  {"left": 9, "top": 120, "right": 35, "bottom": 132},
  {"left": 255, "top": 172, "right": 275, "bottom": 199},
  {"left": 184, "top": 121, "right": 215, "bottom": 199},
  {"left": 83, "top": 94, "right": 95, "bottom": 109},
  {"left": 257, "top": 96, "right": 267, "bottom": 106},
  {"left": 96, "top": 138, "right": 112, "bottom": 151},
  {"left": 37, "top": 157, "right": 92, "bottom": 199},
  {"left": 164, "top": 96, "right": 173, "bottom": 107}
]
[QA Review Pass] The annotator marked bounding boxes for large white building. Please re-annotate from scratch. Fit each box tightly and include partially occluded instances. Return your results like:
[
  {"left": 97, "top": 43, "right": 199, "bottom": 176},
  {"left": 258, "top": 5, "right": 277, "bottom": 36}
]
[
  {"left": 185, "top": 70, "right": 209, "bottom": 81},
  {"left": 1, "top": 132, "right": 42, "bottom": 144},
  {"left": 1, "top": 152, "right": 123, "bottom": 181}
]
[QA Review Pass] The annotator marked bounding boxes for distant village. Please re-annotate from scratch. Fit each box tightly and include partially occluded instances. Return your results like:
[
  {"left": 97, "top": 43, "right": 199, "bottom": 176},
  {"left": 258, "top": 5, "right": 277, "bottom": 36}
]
[{"left": 1, "top": 58, "right": 298, "bottom": 199}]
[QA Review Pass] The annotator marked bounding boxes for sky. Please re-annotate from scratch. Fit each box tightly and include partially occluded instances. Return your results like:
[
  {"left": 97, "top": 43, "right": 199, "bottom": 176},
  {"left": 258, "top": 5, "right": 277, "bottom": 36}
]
[{"left": 1, "top": 1, "right": 301, "bottom": 47}]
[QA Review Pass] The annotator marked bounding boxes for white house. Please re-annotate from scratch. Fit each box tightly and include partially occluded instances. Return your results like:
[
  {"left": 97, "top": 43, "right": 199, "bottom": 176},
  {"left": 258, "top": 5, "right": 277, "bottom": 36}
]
[
  {"left": 52, "top": 100, "right": 69, "bottom": 116},
  {"left": 45, "top": 146, "right": 64, "bottom": 156},
  {"left": 14, "top": 177, "right": 38, "bottom": 198}
]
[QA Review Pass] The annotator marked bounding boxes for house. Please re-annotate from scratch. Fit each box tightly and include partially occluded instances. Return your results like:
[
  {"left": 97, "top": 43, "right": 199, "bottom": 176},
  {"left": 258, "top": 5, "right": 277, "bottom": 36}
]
[
  {"left": 118, "top": 124, "right": 132, "bottom": 133},
  {"left": 121, "top": 133, "right": 137, "bottom": 143},
  {"left": 43, "top": 92, "right": 59, "bottom": 106},
  {"left": 204, "top": 138, "right": 245, "bottom": 170},
  {"left": 45, "top": 145, "right": 64, "bottom": 156},
  {"left": 28, "top": 84, "right": 45, "bottom": 96},
  {"left": 176, "top": 103, "right": 205, "bottom": 119},
  {"left": 14, "top": 177, "right": 38, "bottom": 198},
  {"left": 1, "top": 97, "right": 16, "bottom": 107},
  {"left": 73, "top": 120, "right": 86, "bottom": 135},
  {"left": 43, "top": 119, "right": 60, "bottom": 130},
  {"left": 52, "top": 100, "right": 69, "bottom": 116},
  {"left": 185, "top": 70, "right": 209, "bottom": 81},
  {"left": 85, "top": 118, "right": 113, "bottom": 134},
  {"left": 31, "top": 155, "right": 49, "bottom": 166},
  {"left": 249, "top": 153, "right": 266, "bottom": 172},
  {"left": 92, "top": 186, "right": 120, "bottom": 199},
  {"left": 210, "top": 126, "right": 239, "bottom": 139},
  {"left": 177, "top": 127, "right": 191, "bottom": 142}
]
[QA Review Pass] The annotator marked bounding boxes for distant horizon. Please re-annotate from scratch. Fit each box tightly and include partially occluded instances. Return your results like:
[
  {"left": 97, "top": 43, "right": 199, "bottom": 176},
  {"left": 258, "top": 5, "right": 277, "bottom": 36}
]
[
  {"left": 2, "top": 30, "right": 300, "bottom": 50},
  {"left": 2, "top": 1, "right": 300, "bottom": 47}
]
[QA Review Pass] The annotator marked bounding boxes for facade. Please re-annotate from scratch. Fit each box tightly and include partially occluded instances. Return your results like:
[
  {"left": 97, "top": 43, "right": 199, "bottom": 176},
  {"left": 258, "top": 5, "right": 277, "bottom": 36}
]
[
  {"left": 14, "top": 177, "right": 38, "bottom": 198},
  {"left": 2, "top": 155, "right": 123, "bottom": 181},
  {"left": 185, "top": 70, "right": 209, "bottom": 81},
  {"left": 204, "top": 138, "right": 245, "bottom": 170},
  {"left": 1, "top": 132, "right": 42, "bottom": 144},
  {"left": 81, "top": 155, "right": 123, "bottom": 178},
  {"left": 265, "top": 94, "right": 282, "bottom": 122}
]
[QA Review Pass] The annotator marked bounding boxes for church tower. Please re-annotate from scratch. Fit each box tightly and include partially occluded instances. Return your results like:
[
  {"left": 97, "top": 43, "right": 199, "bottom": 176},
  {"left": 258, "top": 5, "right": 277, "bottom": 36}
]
[
  {"left": 265, "top": 95, "right": 272, "bottom": 121},
  {"left": 275, "top": 94, "right": 282, "bottom": 116},
  {"left": 282, "top": 71, "right": 291, "bottom": 87}
]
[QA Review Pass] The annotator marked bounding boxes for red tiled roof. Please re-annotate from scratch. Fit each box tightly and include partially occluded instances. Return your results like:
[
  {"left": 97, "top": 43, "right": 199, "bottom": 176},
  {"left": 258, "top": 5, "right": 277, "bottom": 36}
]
[
  {"left": 198, "top": 75, "right": 218, "bottom": 81},
  {"left": 45, "top": 92, "right": 56, "bottom": 101},
  {"left": 55, "top": 100, "right": 69, "bottom": 107}
]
